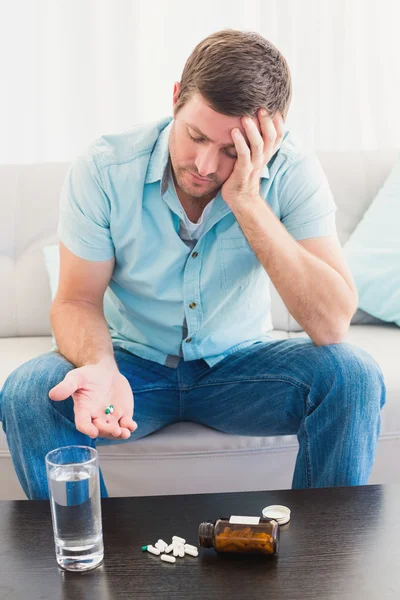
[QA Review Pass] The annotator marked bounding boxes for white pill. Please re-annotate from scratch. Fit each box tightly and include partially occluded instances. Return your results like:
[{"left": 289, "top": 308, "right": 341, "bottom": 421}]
[
  {"left": 164, "top": 544, "right": 174, "bottom": 553},
  {"left": 155, "top": 541, "right": 167, "bottom": 551},
  {"left": 173, "top": 547, "right": 179, "bottom": 557},
  {"left": 172, "top": 536, "right": 186, "bottom": 544},
  {"left": 161, "top": 554, "right": 176, "bottom": 563},
  {"left": 178, "top": 547, "right": 185, "bottom": 558},
  {"left": 184, "top": 547, "right": 199, "bottom": 557},
  {"left": 147, "top": 545, "right": 161, "bottom": 556},
  {"left": 184, "top": 543, "right": 198, "bottom": 552}
]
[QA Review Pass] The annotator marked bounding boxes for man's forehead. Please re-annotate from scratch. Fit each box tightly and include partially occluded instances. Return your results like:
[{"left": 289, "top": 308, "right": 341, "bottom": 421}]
[{"left": 181, "top": 96, "right": 257, "bottom": 147}]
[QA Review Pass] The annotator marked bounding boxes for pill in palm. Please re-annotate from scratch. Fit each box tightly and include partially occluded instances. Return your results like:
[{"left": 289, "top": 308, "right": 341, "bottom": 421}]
[{"left": 161, "top": 553, "right": 176, "bottom": 563}]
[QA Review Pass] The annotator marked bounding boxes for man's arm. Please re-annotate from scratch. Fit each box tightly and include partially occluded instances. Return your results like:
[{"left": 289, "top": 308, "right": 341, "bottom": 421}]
[
  {"left": 233, "top": 198, "right": 358, "bottom": 346},
  {"left": 48, "top": 242, "right": 137, "bottom": 441},
  {"left": 220, "top": 110, "right": 357, "bottom": 346},
  {"left": 50, "top": 241, "right": 116, "bottom": 369}
]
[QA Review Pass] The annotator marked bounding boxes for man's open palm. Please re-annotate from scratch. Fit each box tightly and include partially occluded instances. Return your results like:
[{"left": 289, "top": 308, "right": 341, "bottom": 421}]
[{"left": 48, "top": 364, "right": 138, "bottom": 440}]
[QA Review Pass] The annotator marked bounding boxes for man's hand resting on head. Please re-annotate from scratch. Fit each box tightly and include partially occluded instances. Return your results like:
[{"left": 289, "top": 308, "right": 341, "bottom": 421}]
[{"left": 48, "top": 358, "right": 138, "bottom": 440}]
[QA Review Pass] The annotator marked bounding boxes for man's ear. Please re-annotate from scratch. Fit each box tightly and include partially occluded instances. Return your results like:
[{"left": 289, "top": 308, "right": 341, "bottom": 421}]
[{"left": 172, "top": 81, "right": 181, "bottom": 107}]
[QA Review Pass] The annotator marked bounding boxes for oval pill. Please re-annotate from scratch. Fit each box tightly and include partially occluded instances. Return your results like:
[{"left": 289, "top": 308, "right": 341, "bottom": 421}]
[
  {"left": 178, "top": 547, "right": 185, "bottom": 557},
  {"left": 165, "top": 544, "right": 174, "bottom": 553},
  {"left": 161, "top": 554, "right": 176, "bottom": 563},
  {"left": 147, "top": 545, "right": 161, "bottom": 556},
  {"left": 155, "top": 541, "right": 167, "bottom": 551},
  {"left": 184, "top": 543, "right": 198, "bottom": 552},
  {"left": 172, "top": 536, "right": 186, "bottom": 544},
  {"left": 173, "top": 547, "right": 179, "bottom": 557},
  {"left": 185, "top": 547, "right": 199, "bottom": 557}
]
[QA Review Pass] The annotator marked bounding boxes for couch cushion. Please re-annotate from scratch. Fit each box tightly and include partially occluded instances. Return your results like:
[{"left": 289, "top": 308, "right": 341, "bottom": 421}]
[
  {"left": 0, "top": 163, "right": 68, "bottom": 337},
  {"left": 343, "top": 153, "right": 400, "bottom": 326},
  {"left": 0, "top": 336, "right": 54, "bottom": 390},
  {"left": 317, "top": 150, "right": 399, "bottom": 245}
]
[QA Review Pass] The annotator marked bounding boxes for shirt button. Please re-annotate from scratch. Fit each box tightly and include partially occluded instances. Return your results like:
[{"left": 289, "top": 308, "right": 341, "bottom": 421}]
[
  {"left": 189, "top": 302, "right": 196, "bottom": 309},
  {"left": 192, "top": 252, "right": 198, "bottom": 258},
  {"left": 186, "top": 337, "right": 192, "bottom": 343}
]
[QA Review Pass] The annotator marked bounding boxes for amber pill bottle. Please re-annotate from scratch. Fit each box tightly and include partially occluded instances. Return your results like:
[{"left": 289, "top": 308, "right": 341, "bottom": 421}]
[{"left": 198, "top": 515, "right": 279, "bottom": 555}]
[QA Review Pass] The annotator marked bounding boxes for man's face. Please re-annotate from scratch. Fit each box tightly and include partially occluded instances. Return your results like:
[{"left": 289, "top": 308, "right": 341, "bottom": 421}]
[{"left": 169, "top": 86, "right": 261, "bottom": 203}]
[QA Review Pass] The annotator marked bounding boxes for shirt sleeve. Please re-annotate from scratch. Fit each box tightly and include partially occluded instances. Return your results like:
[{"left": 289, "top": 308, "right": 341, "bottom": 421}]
[
  {"left": 57, "top": 152, "right": 115, "bottom": 261},
  {"left": 279, "top": 153, "right": 337, "bottom": 240}
]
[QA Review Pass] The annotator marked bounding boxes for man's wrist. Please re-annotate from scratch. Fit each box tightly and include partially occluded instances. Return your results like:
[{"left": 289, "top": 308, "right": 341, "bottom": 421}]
[
  {"left": 94, "top": 354, "right": 118, "bottom": 371},
  {"left": 231, "top": 194, "right": 266, "bottom": 220}
]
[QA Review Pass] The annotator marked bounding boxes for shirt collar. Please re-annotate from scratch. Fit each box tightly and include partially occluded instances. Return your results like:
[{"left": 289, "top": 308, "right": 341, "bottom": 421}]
[
  {"left": 145, "top": 117, "right": 174, "bottom": 185},
  {"left": 145, "top": 115, "right": 271, "bottom": 186}
]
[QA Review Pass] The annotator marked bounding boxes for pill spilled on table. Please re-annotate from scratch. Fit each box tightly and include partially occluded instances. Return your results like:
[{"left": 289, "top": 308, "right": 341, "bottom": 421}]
[{"left": 142, "top": 535, "right": 199, "bottom": 564}]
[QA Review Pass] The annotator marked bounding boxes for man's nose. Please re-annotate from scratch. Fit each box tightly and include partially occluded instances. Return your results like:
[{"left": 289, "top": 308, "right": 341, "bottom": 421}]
[{"left": 194, "top": 148, "right": 219, "bottom": 178}]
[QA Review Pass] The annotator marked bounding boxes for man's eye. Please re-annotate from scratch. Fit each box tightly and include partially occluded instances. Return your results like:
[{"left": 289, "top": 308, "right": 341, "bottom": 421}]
[
  {"left": 189, "top": 132, "right": 236, "bottom": 159},
  {"left": 188, "top": 133, "right": 204, "bottom": 143}
]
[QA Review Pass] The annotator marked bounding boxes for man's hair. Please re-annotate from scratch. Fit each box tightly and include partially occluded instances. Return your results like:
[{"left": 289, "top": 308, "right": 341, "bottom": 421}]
[{"left": 174, "top": 29, "right": 292, "bottom": 121}]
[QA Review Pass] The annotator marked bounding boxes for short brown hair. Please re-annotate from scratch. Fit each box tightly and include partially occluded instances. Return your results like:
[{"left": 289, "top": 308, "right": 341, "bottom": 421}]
[{"left": 174, "top": 29, "right": 292, "bottom": 121}]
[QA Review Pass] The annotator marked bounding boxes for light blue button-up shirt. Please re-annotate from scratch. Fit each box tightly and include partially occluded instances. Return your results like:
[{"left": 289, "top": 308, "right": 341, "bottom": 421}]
[{"left": 57, "top": 115, "right": 337, "bottom": 368}]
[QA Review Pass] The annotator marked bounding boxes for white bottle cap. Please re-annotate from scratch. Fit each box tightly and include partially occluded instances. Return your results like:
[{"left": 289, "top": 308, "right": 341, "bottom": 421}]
[{"left": 262, "top": 504, "right": 291, "bottom": 525}]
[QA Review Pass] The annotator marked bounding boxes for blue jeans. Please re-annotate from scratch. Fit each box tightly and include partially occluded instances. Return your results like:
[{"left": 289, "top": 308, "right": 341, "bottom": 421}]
[{"left": 0, "top": 338, "right": 386, "bottom": 499}]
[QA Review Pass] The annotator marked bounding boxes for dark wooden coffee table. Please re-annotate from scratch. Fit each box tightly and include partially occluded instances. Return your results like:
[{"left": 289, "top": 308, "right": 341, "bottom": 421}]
[{"left": 0, "top": 484, "right": 399, "bottom": 599}]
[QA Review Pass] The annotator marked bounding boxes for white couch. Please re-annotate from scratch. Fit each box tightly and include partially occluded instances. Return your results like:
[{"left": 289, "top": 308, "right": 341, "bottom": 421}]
[{"left": 0, "top": 149, "right": 399, "bottom": 500}]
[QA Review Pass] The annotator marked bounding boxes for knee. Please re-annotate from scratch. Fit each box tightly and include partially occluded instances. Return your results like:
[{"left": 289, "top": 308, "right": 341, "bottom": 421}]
[
  {"left": 0, "top": 352, "right": 74, "bottom": 424},
  {"left": 317, "top": 342, "right": 386, "bottom": 412}
]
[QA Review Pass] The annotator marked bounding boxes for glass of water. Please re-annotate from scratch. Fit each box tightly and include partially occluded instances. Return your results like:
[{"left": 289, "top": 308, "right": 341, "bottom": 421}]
[{"left": 45, "top": 445, "right": 104, "bottom": 572}]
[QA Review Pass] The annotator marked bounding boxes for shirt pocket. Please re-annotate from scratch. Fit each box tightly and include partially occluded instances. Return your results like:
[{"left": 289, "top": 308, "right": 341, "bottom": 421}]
[{"left": 218, "top": 237, "right": 260, "bottom": 290}]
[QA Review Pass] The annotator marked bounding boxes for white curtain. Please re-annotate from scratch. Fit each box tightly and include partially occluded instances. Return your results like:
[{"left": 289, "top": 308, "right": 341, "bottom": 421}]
[{"left": 1, "top": 0, "right": 399, "bottom": 163}]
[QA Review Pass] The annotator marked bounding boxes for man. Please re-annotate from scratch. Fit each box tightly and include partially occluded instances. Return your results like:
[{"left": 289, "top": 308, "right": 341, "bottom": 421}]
[{"left": 0, "top": 29, "right": 386, "bottom": 500}]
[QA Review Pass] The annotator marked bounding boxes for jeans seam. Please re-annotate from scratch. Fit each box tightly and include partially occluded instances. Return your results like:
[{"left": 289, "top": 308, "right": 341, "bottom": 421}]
[
  {"left": 127, "top": 385, "right": 181, "bottom": 393},
  {"left": 177, "top": 365, "right": 183, "bottom": 420},
  {"left": 302, "top": 396, "right": 314, "bottom": 487},
  {"left": 183, "top": 376, "right": 311, "bottom": 393}
]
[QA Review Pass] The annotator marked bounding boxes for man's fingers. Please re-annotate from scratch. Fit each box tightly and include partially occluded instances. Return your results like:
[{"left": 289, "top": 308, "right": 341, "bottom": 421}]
[
  {"left": 75, "top": 408, "right": 99, "bottom": 439},
  {"left": 119, "top": 416, "right": 138, "bottom": 432},
  {"left": 93, "top": 417, "right": 122, "bottom": 438},
  {"left": 49, "top": 371, "right": 84, "bottom": 401},
  {"left": 110, "top": 424, "right": 122, "bottom": 437},
  {"left": 95, "top": 417, "right": 137, "bottom": 440},
  {"left": 119, "top": 428, "right": 132, "bottom": 439},
  {"left": 100, "top": 428, "right": 131, "bottom": 441}
]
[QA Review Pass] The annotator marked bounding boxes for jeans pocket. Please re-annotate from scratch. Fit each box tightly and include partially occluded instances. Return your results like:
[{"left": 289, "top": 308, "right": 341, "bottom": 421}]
[{"left": 218, "top": 237, "right": 260, "bottom": 290}]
